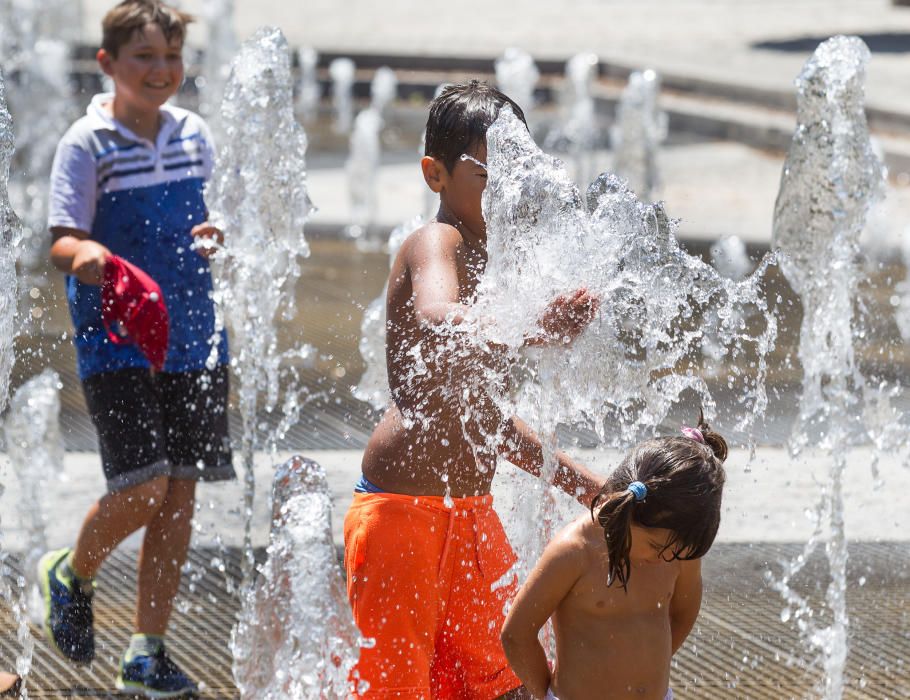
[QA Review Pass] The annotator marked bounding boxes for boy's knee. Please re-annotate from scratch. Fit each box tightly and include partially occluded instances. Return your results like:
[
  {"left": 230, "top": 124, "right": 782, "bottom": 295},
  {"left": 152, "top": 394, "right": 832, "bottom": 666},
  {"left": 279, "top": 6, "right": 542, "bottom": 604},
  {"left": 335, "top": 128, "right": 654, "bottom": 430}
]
[{"left": 127, "top": 475, "right": 170, "bottom": 514}]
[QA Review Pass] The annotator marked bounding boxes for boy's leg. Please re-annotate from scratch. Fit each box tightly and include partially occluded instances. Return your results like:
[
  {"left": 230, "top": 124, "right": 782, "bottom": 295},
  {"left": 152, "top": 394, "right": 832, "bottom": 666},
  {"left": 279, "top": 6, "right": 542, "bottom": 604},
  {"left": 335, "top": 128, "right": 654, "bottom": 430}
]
[
  {"left": 114, "top": 367, "right": 233, "bottom": 696},
  {"left": 70, "top": 476, "right": 169, "bottom": 578},
  {"left": 72, "top": 367, "right": 172, "bottom": 578},
  {"left": 437, "top": 502, "right": 522, "bottom": 700},
  {"left": 40, "top": 368, "right": 171, "bottom": 665},
  {"left": 135, "top": 477, "right": 196, "bottom": 635},
  {"left": 344, "top": 493, "right": 444, "bottom": 697}
]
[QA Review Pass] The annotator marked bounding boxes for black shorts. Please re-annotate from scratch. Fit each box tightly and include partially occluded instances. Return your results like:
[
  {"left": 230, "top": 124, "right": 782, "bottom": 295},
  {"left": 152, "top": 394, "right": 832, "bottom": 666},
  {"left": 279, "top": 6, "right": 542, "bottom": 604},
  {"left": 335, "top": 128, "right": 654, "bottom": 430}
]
[{"left": 82, "top": 365, "right": 235, "bottom": 493}]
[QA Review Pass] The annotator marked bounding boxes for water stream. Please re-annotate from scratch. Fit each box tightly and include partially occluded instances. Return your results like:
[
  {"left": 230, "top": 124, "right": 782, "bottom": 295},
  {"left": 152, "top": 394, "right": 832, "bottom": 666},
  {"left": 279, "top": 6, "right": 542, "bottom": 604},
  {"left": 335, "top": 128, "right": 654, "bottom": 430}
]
[
  {"left": 0, "top": 63, "right": 31, "bottom": 697},
  {"left": 769, "top": 35, "right": 905, "bottom": 698},
  {"left": 3, "top": 369, "right": 63, "bottom": 624},
  {"left": 231, "top": 456, "right": 364, "bottom": 698},
  {"left": 206, "top": 26, "right": 314, "bottom": 581}
]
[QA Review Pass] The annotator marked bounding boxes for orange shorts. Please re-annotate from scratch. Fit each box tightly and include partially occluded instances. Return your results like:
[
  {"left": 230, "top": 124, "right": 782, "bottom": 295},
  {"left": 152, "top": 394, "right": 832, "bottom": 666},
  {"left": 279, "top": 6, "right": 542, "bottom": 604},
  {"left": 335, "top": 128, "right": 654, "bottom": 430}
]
[{"left": 344, "top": 491, "right": 522, "bottom": 699}]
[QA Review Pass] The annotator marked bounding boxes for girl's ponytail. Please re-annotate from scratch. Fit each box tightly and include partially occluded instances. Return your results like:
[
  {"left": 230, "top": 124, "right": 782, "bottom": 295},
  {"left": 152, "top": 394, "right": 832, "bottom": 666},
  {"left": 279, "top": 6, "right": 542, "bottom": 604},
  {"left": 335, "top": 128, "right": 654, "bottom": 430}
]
[
  {"left": 696, "top": 410, "right": 728, "bottom": 463},
  {"left": 591, "top": 486, "right": 639, "bottom": 590}
]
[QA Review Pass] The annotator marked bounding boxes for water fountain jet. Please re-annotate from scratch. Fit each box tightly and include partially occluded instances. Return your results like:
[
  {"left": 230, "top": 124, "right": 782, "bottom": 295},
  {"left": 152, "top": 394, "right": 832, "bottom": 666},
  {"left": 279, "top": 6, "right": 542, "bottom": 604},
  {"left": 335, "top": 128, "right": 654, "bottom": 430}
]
[
  {"left": 206, "top": 26, "right": 314, "bottom": 580},
  {"left": 231, "top": 456, "right": 364, "bottom": 698},
  {"left": 611, "top": 69, "right": 666, "bottom": 201},
  {"left": 770, "top": 35, "right": 895, "bottom": 699},
  {"left": 3, "top": 369, "right": 64, "bottom": 624},
  {"left": 0, "top": 63, "right": 32, "bottom": 697},
  {"left": 329, "top": 58, "right": 355, "bottom": 134}
]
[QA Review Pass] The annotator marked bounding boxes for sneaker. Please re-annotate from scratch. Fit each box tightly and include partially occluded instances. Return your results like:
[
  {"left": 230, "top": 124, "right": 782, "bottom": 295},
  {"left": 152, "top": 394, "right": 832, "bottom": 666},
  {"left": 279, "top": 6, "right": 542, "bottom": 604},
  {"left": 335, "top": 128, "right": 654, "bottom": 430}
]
[
  {"left": 37, "top": 548, "right": 94, "bottom": 664},
  {"left": 116, "top": 646, "right": 198, "bottom": 698}
]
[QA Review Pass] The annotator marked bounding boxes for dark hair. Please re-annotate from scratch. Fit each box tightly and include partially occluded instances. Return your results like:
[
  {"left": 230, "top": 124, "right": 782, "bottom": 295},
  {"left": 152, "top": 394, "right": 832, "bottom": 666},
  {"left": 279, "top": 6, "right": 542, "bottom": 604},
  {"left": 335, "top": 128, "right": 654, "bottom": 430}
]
[
  {"left": 424, "top": 80, "right": 527, "bottom": 173},
  {"left": 101, "top": 0, "right": 193, "bottom": 57},
  {"left": 591, "top": 412, "right": 727, "bottom": 591}
]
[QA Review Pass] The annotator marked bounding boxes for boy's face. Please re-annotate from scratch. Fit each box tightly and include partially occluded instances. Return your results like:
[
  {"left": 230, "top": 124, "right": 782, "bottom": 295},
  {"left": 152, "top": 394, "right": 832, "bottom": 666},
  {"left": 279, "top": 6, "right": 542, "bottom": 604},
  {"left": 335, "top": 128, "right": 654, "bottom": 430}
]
[
  {"left": 98, "top": 23, "right": 184, "bottom": 115},
  {"left": 436, "top": 142, "right": 489, "bottom": 239}
]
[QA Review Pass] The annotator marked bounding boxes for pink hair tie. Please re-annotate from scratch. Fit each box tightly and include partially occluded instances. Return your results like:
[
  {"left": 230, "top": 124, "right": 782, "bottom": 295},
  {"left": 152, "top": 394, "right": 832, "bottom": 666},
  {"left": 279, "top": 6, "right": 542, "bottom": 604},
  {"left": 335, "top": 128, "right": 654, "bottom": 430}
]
[{"left": 680, "top": 426, "right": 705, "bottom": 444}]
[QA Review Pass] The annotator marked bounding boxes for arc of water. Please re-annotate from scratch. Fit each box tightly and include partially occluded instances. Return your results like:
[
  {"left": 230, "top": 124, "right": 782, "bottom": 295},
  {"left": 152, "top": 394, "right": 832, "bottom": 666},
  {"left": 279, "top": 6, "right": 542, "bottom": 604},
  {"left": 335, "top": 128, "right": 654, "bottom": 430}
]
[{"left": 445, "top": 106, "right": 778, "bottom": 585}]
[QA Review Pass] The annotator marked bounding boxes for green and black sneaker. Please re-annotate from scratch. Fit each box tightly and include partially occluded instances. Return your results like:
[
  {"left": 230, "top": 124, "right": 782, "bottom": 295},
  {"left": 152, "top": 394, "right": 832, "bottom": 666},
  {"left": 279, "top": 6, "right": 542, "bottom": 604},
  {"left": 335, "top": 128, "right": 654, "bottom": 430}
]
[{"left": 37, "top": 548, "right": 95, "bottom": 664}]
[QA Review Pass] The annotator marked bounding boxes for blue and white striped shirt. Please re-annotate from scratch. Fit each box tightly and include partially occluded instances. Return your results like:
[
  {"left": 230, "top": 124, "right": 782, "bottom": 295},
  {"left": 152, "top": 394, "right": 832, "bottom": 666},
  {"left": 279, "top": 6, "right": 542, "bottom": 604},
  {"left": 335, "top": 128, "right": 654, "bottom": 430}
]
[{"left": 48, "top": 93, "right": 228, "bottom": 379}]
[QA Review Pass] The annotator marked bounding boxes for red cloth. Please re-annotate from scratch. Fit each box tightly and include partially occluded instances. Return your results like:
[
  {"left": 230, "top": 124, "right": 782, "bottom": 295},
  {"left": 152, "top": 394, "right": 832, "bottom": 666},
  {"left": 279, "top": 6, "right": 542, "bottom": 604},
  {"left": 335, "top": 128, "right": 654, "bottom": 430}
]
[{"left": 101, "top": 255, "right": 169, "bottom": 371}]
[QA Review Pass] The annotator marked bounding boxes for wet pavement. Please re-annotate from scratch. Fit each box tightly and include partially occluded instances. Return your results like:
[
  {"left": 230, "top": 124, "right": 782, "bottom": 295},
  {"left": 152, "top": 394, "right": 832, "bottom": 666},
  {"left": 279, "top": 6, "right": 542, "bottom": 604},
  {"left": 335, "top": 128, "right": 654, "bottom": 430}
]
[{"left": 2, "top": 541, "right": 907, "bottom": 698}]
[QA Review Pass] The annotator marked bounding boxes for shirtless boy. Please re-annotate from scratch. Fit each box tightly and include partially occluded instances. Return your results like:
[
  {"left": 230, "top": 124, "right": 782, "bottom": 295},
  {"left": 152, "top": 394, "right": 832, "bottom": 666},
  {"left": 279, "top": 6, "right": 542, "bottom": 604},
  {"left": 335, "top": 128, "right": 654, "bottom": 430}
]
[{"left": 344, "top": 81, "right": 603, "bottom": 698}]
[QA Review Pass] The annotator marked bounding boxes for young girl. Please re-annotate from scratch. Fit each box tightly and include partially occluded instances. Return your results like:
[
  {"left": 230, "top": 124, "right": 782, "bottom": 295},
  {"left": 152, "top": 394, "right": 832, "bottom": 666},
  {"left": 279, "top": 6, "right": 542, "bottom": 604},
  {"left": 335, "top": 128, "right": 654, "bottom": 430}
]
[{"left": 501, "top": 416, "right": 728, "bottom": 699}]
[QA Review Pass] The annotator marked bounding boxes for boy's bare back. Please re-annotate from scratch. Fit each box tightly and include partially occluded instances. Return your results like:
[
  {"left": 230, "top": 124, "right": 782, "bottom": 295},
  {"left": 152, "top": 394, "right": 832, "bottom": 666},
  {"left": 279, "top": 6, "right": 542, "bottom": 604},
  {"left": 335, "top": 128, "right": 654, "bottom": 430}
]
[{"left": 362, "top": 220, "right": 502, "bottom": 497}]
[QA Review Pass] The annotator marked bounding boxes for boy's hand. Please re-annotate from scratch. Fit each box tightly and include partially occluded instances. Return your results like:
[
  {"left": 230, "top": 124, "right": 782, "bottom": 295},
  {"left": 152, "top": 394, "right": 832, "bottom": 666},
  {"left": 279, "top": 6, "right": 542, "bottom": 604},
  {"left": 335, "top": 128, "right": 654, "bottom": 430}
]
[
  {"left": 71, "top": 240, "right": 110, "bottom": 286},
  {"left": 536, "top": 288, "right": 600, "bottom": 345},
  {"left": 190, "top": 222, "right": 224, "bottom": 258}
]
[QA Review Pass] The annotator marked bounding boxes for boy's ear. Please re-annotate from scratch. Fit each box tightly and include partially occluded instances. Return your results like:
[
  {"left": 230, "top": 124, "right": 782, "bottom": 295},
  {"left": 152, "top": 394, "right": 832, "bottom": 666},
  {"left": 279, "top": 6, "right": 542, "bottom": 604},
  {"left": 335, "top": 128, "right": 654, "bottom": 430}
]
[
  {"left": 421, "top": 156, "right": 446, "bottom": 194},
  {"left": 97, "top": 48, "right": 114, "bottom": 77}
]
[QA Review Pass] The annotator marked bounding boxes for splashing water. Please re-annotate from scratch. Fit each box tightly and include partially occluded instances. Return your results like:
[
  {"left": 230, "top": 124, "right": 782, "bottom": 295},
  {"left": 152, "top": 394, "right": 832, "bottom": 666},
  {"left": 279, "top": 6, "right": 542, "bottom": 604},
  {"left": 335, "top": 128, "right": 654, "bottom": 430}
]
[
  {"left": 206, "top": 27, "right": 314, "bottom": 579},
  {"left": 544, "top": 53, "right": 600, "bottom": 188},
  {"left": 704, "top": 236, "right": 755, "bottom": 373},
  {"left": 198, "top": 0, "right": 238, "bottom": 130},
  {"left": 329, "top": 58, "right": 355, "bottom": 134},
  {"left": 0, "top": 1, "right": 76, "bottom": 296},
  {"left": 611, "top": 69, "right": 667, "bottom": 201},
  {"left": 0, "top": 64, "right": 32, "bottom": 697},
  {"left": 494, "top": 48, "right": 539, "bottom": 114},
  {"left": 710, "top": 235, "right": 753, "bottom": 282},
  {"left": 232, "top": 457, "right": 365, "bottom": 698},
  {"left": 354, "top": 216, "right": 423, "bottom": 409},
  {"left": 0, "top": 68, "right": 20, "bottom": 412},
  {"left": 769, "top": 36, "right": 895, "bottom": 699},
  {"left": 296, "top": 47, "right": 320, "bottom": 123},
  {"left": 451, "top": 106, "right": 777, "bottom": 575},
  {"left": 3, "top": 369, "right": 64, "bottom": 623}
]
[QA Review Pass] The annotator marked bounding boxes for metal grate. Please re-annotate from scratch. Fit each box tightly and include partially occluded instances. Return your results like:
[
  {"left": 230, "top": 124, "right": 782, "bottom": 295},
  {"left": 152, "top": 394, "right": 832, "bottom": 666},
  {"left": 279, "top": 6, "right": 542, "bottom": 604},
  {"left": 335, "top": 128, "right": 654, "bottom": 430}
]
[{"left": 2, "top": 543, "right": 908, "bottom": 698}]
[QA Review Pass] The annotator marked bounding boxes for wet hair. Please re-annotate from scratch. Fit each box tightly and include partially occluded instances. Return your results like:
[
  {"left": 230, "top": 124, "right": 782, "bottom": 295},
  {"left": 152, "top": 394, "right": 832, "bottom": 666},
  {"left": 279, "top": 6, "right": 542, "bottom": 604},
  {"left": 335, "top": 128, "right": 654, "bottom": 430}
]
[
  {"left": 101, "top": 0, "right": 194, "bottom": 57},
  {"left": 591, "top": 411, "right": 728, "bottom": 591},
  {"left": 424, "top": 80, "right": 527, "bottom": 173}
]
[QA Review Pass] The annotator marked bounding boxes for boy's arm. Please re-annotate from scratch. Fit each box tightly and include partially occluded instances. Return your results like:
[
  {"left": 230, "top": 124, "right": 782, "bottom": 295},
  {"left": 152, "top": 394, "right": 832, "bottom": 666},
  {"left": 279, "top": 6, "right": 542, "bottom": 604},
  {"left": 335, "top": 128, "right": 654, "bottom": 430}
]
[
  {"left": 408, "top": 225, "right": 598, "bottom": 337},
  {"left": 50, "top": 227, "right": 110, "bottom": 286},
  {"left": 48, "top": 135, "right": 106, "bottom": 284},
  {"left": 501, "top": 523, "right": 586, "bottom": 699},
  {"left": 669, "top": 558, "right": 703, "bottom": 654},
  {"left": 500, "top": 415, "right": 604, "bottom": 507},
  {"left": 408, "top": 224, "right": 472, "bottom": 327}
]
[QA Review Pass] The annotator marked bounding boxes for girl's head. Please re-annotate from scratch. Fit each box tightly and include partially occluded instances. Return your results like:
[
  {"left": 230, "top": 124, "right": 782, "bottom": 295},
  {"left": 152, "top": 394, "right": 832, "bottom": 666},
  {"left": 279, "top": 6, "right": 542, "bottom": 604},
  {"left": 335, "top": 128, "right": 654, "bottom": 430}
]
[{"left": 591, "top": 413, "right": 728, "bottom": 590}]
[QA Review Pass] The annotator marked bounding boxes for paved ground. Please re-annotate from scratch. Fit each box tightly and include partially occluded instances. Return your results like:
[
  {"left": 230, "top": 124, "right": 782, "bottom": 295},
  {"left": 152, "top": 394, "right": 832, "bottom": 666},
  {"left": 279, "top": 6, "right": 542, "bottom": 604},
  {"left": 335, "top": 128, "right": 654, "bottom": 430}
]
[
  {"left": 74, "top": 0, "right": 910, "bottom": 116},
  {"left": 4, "top": 541, "right": 908, "bottom": 698}
]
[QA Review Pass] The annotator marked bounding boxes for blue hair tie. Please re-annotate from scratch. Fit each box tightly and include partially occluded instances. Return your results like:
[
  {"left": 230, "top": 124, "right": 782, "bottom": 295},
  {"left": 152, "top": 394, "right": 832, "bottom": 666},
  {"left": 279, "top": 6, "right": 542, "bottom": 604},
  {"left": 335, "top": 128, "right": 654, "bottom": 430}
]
[{"left": 627, "top": 481, "right": 647, "bottom": 502}]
